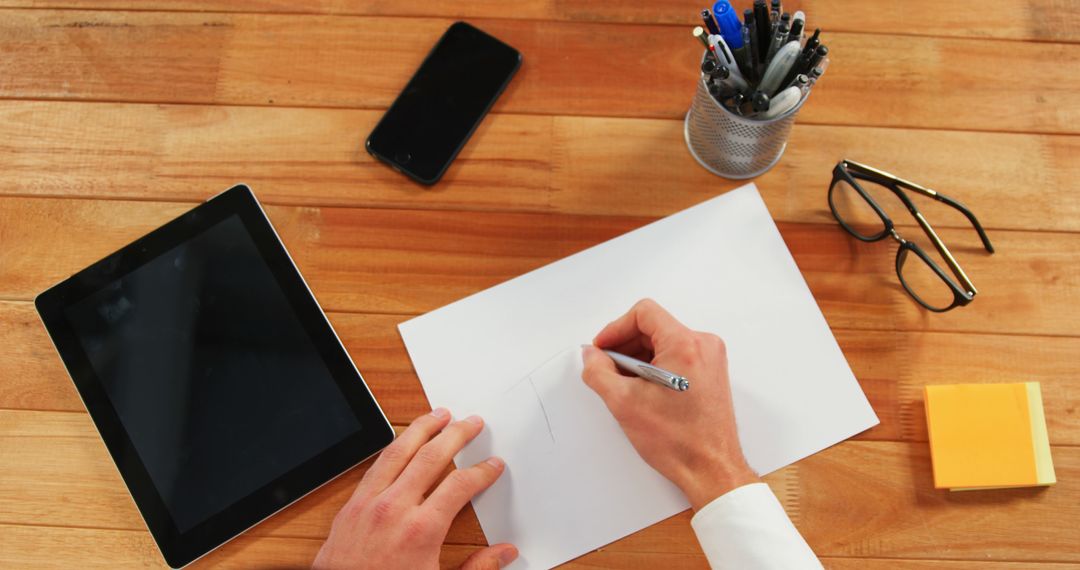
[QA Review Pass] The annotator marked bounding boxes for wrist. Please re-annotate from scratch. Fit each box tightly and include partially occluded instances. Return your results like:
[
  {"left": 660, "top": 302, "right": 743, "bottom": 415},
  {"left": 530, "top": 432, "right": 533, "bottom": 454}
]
[{"left": 677, "top": 456, "right": 759, "bottom": 511}]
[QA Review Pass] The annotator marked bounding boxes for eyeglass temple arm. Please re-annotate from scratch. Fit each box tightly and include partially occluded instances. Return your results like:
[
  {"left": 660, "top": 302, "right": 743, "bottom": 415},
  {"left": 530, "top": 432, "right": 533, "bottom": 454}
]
[
  {"left": 910, "top": 211, "right": 979, "bottom": 296},
  {"left": 842, "top": 160, "right": 995, "bottom": 254},
  {"left": 930, "top": 193, "right": 995, "bottom": 254}
]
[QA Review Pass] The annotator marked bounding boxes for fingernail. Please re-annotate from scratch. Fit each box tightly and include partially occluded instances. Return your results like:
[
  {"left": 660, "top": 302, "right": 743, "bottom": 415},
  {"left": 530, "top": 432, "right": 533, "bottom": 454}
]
[
  {"left": 486, "top": 456, "right": 505, "bottom": 470},
  {"left": 581, "top": 345, "right": 596, "bottom": 361},
  {"left": 498, "top": 545, "right": 519, "bottom": 567},
  {"left": 465, "top": 414, "right": 483, "bottom": 425},
  {"left": 430, "top": 407, "right": 449, "bottom": 419}
]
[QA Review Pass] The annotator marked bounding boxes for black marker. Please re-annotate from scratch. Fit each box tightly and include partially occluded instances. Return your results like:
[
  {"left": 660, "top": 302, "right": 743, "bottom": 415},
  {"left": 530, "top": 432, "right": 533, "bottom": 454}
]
[
  {"left": 782, "top": 40, "right": 814, "bottom": 88},
  {"left": 766, "top": 21, "right": 790, "bottom": 65},
  {"left": 791, "top": 47, "right": 813, "bottom": 81},
  {"left": 754, "top": 0, "right": 771, "bottom": 58},
  {"left": 745, "top": 9, "right": 759, "bottom": 81},
  {"left": 752, "top": 91, "right": 771, "bottom": 113},
  {"left": 806, "top": 45, "right": 829, "bottom": 75},
  {"left": 702, "top": 9, "right": 721, "bottom": 36},
  {"left": 789, "top": 16, "right": 804, "bottom": 43},
  {"left": 730, "top": 92, "right": 747, "bottom": 115},
  {"left": 702, "top": 57, "right": 719, "bottom": 76},
  {"left": 715, "top": 64, "right": 749, "bottom": 93},
  {"left": 802, "top": 28, "right": 821, "bottom": 58}
]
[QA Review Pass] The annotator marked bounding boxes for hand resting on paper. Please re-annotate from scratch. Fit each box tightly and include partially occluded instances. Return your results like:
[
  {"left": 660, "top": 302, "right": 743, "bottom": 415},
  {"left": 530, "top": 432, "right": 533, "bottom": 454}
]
[
  {"left": 313, "top": 409, "right": 518, "bottom": 570},
  {"left": 582, "top": 299, "right": 759, "bottom": 511}
]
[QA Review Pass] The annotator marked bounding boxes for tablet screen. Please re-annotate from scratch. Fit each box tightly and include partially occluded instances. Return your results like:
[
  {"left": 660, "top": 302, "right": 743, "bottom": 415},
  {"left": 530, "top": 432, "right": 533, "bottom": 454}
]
[{"left": 63, "top": 214, "right": 361, "bottom": 532}]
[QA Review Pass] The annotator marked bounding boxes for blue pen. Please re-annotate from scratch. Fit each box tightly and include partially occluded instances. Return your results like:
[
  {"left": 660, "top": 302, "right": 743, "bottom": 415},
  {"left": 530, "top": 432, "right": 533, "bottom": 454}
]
[
  {"left": 713, "top": 1, "right": 752, "bottom": 78},
  {"left": 712, "top": 1, "right": 743, "bottom": 48}
]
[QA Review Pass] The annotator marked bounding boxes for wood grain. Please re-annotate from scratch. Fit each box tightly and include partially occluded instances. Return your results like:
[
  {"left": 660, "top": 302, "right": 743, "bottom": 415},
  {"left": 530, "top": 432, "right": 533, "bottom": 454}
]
[
  {"left": 0, "top": 523, "right": 708, "bottom": 569},
  {"left": 0, "top": 11, "right": 1078, "bottom": 133},
  {"left": 1, "top": 101, "right": 1078, "bottom": 232},
  {"left": 822, "top": 561, "right": 1080, "bottom": 570},
  {"left": 4, "top": 522, "right": 1077, "bottom": 570},
  {"left": 4, "top": 300, "right": 1078, "bottom": 445},
  {"left": 796, "top": 441, "right": 1080, "bottom": 561},
  {"left": 3, "top": 410, "right": 1078, "bottom": 563},
  {"left": 1, "top": 196, "right": 1077, "bottom": 336},
  {"left": 1, "top": 2, "right": 1077, "bottom": 568},
  {"left": 0, "top": 0, "right": 1076, "bottom": 43}
]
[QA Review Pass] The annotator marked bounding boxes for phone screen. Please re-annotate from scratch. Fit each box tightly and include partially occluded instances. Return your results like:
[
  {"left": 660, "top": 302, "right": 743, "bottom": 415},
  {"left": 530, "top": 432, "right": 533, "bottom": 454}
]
[{"left": 366, "top": 22, "right": 521, "bottom": 185}]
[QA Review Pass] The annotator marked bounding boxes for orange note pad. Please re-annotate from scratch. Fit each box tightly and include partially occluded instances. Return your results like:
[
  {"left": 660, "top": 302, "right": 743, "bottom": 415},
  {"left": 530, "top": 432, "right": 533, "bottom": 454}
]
[{"left": 925, "top": 382, "right": 1055, "bottom": 490}]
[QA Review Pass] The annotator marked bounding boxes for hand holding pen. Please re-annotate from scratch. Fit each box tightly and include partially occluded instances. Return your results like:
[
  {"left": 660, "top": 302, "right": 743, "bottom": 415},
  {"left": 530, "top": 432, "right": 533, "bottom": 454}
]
[{"left": 580, "top": 299, "right": 758, "bottom": 511}]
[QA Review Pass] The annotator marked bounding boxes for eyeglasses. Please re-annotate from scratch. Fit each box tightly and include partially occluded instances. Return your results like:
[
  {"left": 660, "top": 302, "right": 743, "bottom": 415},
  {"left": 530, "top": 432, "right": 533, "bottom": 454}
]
[{"left": 828, "top": 160, "right": 995, "bottom": 312}]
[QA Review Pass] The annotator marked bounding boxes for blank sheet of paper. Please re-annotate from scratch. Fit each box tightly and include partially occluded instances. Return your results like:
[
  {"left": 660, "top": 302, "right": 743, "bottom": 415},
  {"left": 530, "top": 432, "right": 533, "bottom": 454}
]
[{"left": 398, "top": 184, "right": 879, "bottom": 569}]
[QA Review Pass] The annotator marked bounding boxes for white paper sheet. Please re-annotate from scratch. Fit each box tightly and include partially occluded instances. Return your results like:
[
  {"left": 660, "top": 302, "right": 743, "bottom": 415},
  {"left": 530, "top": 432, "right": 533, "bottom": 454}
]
[{"left": 398, "top": 184, "right": 879, "bottom": 569}]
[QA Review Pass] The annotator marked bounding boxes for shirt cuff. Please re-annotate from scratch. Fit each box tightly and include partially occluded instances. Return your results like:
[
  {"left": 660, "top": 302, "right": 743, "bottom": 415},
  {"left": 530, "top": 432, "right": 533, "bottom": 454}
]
[{"left": 690, "top": 482, "right": 822, "bottom": 570}]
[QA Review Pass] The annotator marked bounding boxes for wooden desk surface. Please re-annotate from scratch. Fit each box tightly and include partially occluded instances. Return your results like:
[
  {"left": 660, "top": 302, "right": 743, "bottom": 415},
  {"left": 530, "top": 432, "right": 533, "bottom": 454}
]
[{"left": 1, "top": 1, "right": 1078, "bottom": 568}]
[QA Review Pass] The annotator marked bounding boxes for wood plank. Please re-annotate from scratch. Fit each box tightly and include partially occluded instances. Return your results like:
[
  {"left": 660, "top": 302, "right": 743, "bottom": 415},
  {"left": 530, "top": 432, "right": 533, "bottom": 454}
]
[
  {"left": 821, "top": 559, "right": 1080, "bottom": 570},
  {"left": 1, "top": 197, "right": 1077, "bottom": 337},
  {"left": 3, "top": 411, "right": 1078, "bottom": 562},
  {"left": 0, "top": 11, "right": 1078, "bottom": 133},
  {"left": 2, "top": 521, "right": 1075, "bottom": 570},
  {"left": 4, "top": 301, "right": 1078, "bottom": 444},
  {"left": 0, "top": 0, "right": 1076, "bottom": 43},
  {"left": 796, "top": 441, "right": 1080, "bottom": 562},
  {"left": 0, "top": 523, "right": 712, "bottom": 569},
  {"left": 2, "top": 101, "right": 1078, "bottom": 233}
]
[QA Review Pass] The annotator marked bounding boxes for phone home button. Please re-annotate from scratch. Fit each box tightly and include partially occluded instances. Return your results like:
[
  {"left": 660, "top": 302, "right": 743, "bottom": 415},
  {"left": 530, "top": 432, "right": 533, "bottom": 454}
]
[{"left": 394, "top": 152, "right": 412, "bottom": 165}]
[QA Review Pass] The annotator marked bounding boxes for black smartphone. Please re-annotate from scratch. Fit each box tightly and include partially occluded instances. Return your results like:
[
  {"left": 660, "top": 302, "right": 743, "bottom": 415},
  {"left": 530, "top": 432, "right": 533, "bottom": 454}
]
[{"left": 366, "top": 22, "right": 522, "bottom": 185}]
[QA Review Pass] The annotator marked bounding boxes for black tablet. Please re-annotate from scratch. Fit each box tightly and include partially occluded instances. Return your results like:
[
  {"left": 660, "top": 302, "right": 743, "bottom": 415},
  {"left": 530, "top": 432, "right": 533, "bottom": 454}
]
[{"left": 36, "top": 185, "right": 395, "bottom": 568}]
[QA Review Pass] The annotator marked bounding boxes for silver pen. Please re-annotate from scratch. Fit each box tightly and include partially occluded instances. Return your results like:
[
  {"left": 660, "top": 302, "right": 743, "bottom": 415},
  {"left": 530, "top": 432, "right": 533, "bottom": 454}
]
[{"left": 600, "top": 349, "right": 690, "bottom": 392}]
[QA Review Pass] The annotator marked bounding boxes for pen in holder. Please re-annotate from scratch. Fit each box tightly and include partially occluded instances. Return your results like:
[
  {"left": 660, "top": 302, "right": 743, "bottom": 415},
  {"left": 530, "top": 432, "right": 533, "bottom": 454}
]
[{"left": 684, "top": 54, "right": 807, "bottom": 179}]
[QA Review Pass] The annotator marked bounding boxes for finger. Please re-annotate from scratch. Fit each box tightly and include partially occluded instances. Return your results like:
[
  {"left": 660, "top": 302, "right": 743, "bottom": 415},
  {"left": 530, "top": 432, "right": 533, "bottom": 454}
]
[
  {"left": 593, "top": 298, "right": 687, "bottom": 349},
  {"left": 352, "top": 408, "right": 451, "bottom": 501},
  {"left": 604, "top": 335, "right": 654, "bottom": 363},
  {"left": 460, "top": 543, "right": 519, "bottom": 570},
  {"left": 580, "top": 345, "right": 633, "bottom": 413},
  {"left": 393, "top": 416, "right": 485, "bottom": 499},
  {"left": 424, "top": 456, "right": 505, "bottom": 522}
]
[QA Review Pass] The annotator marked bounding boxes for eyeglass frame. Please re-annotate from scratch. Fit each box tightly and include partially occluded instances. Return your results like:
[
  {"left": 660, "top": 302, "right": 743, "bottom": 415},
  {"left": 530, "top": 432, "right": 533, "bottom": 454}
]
[{"left": 828, "top": 159, "right": 995, "bottom": 312}]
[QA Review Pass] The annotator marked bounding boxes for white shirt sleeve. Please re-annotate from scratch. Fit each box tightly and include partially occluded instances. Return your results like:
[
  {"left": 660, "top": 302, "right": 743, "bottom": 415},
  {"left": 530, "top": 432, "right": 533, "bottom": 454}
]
[{"left": 690, "top": 482, "right": 823, "bottom": 570}]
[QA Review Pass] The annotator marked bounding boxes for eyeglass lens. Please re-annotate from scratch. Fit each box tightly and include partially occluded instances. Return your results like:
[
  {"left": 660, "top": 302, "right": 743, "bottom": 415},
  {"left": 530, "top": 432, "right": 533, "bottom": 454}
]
[
  {"left": 829, "top": 177, "right": 886, "bottom": 239},
  {"left": 897, "top": 247, "right": 957, "bottom": 311}
]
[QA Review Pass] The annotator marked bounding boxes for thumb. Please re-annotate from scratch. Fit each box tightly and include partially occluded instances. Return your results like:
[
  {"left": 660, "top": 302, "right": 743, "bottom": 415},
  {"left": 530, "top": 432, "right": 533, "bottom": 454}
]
[
  {"left": 460, "top": 543, "right": 518, "bottom": 569},
  {"left": 580, "top": 345, "right": 630, "bottom": 405}
]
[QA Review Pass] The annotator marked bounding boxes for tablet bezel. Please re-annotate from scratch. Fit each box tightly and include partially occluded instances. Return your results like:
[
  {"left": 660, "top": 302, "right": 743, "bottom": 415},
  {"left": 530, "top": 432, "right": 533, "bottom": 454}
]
[{"left": 35, "top": 185, "right": 395, "bottom": 568}]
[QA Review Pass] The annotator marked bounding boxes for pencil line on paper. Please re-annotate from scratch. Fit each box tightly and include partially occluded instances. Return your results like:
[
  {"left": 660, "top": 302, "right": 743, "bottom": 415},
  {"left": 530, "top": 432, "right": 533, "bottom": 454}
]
[
  {"left": 494, "top": 344, "right": 577, "bottom": 445},
  {"left": 499, "top": 345, "right": 580, "bottom": 396},
  {"left": 528, "top": 376, "right": 556, "bottom": 445}
]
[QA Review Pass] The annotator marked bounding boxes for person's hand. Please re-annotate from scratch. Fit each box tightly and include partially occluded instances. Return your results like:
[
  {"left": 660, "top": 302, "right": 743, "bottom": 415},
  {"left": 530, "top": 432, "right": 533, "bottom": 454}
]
[
  {"left": 581, "top": 299, "right": 758, "bottom": 511},
  {"left": 313, "top": 409, "right": 518, "bottom": 570}
]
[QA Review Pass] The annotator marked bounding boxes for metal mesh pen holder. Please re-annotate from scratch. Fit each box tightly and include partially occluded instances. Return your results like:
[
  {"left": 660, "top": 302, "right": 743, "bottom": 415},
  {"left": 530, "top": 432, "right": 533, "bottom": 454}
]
[{"left": 684, "top": 74, "right": 806, "bottom": 179}]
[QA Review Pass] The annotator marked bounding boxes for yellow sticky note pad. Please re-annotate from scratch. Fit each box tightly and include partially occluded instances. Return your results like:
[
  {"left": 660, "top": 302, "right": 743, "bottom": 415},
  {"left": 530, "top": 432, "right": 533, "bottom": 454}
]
[{"left": 925, "top": 382, "right": 1055, "bottom": 490}]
